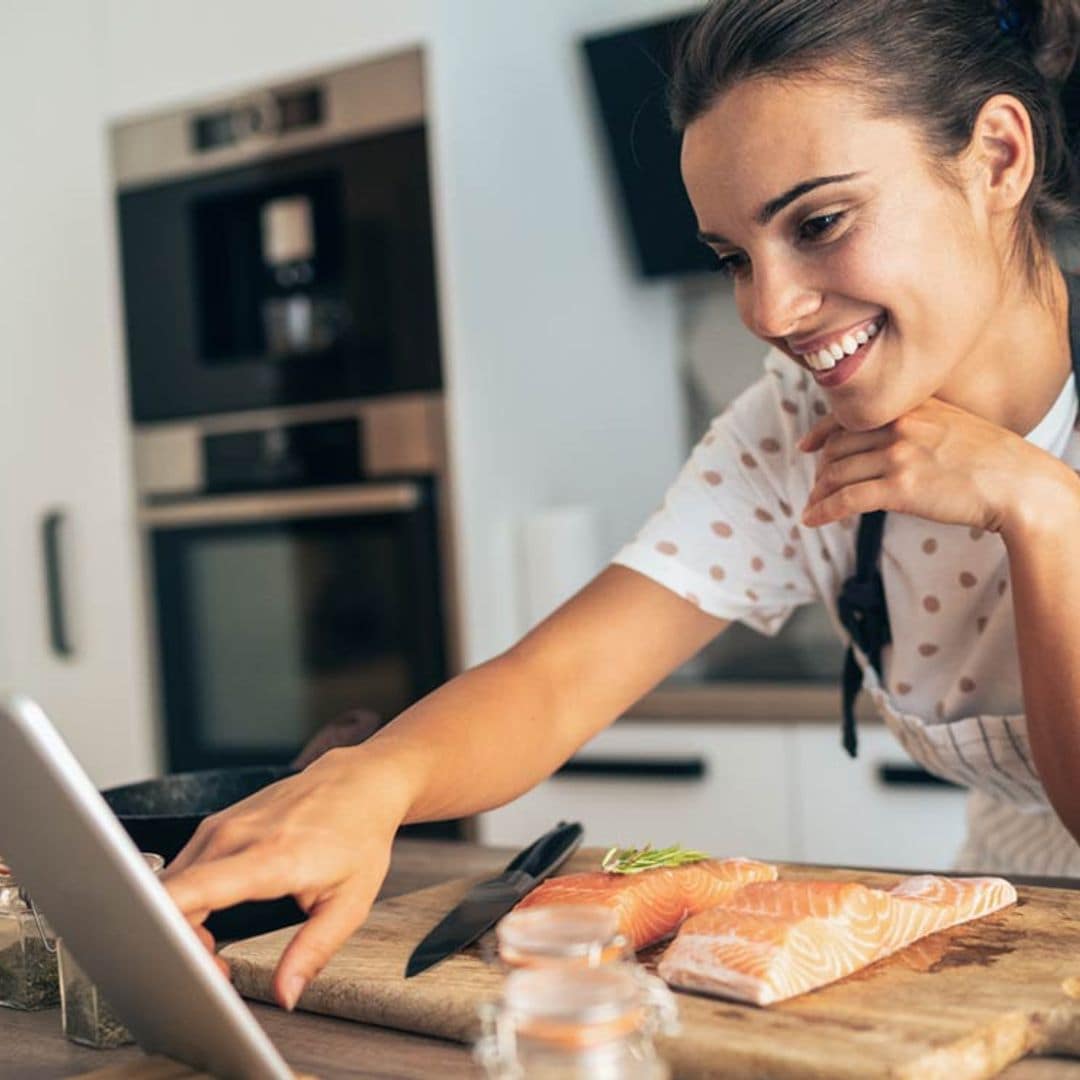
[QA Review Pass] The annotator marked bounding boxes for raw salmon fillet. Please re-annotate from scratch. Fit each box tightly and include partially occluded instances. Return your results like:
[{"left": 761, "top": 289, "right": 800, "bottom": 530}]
[
  {"left": 514, "top": 858, "right": 778, "bottom": 950},
  {"left": 657, "top": 874, "right": 1016, "bottom": 1005}
]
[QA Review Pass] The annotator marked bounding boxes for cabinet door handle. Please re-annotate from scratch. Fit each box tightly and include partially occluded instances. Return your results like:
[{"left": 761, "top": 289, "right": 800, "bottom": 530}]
[
  {"left": 41, "top": 510, "right": 74, "bottom": 658},
  {"left": 555, "top": 757, "right": 707, "bottom": 781},
  {"left": 877, "top": 764, "right": 961, "bottom": 790}
]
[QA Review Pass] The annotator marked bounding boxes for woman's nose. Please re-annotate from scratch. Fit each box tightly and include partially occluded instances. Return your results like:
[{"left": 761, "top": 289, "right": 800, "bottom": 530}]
[{"left": 744, "top": 264, "right": 821, "bottom": 342}]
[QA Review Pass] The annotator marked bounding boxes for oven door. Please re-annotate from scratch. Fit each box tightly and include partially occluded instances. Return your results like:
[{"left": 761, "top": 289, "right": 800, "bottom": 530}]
[{"left": 144, "top": 481, "right": 445, "bottom": 772}]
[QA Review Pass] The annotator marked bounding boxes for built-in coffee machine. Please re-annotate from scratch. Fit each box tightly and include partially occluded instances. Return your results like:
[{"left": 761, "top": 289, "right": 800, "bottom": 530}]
[{"left": 112, "top": 51, "right": 461, "bottom": 836}]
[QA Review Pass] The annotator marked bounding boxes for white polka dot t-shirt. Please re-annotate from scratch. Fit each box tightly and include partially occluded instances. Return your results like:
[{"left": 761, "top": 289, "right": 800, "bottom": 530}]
[{"left": 613, "top": 347, "right": 1080, "bottom": 876}]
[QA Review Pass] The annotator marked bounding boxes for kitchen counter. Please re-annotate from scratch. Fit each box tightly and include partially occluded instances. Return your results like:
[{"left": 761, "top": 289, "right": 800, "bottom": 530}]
[
  {"left": 624, "top": 679, "right": 884, "bottom": 723},
  {"left": 1, "top": 839, "right": 1077, "bottom": 1079}
]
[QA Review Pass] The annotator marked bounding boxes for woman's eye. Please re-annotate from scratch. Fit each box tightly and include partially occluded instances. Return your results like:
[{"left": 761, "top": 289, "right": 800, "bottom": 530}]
[
  {"left": 714, "top": 252, "right": 749, "bottom": 279},
  {"left": 799, "top": 211, "right": 846, "bottom": 242}
]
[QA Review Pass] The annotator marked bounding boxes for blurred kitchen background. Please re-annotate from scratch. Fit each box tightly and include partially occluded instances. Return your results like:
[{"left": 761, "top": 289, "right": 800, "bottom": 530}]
[{"left": 7, "top": 0, "right": 1040, "bottom": 870}]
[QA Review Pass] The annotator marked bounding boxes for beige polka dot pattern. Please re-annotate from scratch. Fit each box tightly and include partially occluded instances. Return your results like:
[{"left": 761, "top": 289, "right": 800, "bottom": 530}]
[
  {"left": 703, "top": 470, "right": 723, "bottom": 486},
  {"left": 656, "top": 541, "right": 678, "bottom": 556},
  {"left": 918, "top": 643, "right": 940, "bottom": 657},
  {"left": 922, "top": 595, "right": 941, "bottom": 613},
  {"left": 922, "top": 538, "right": 937, "bottom": 555},
  {"left": 959, "top": 572, "right": 977, "bottom": 588},
  {"left": 711, "top": 521, "right": 733, "bottom": 538}
]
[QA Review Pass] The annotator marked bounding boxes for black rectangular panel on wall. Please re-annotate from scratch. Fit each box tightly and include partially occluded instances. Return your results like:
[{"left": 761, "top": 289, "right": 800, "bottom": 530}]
[{"left": 118, "top": 125, "right": 442, "bottom": 422}]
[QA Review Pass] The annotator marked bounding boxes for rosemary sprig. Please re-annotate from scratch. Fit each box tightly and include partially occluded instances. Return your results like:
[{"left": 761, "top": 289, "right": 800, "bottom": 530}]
[{"left": 600, "top": 843, "right": 710, "bottom": 875}]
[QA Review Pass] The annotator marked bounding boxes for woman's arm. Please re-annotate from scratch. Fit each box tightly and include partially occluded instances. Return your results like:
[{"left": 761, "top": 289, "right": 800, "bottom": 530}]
[
  {"left": 1000, "top": 464, "right": 1080, "bottom": 840},
  {"left": 371, "top": 565, "right": 728, "bottom": 823},
  {"left": 163, "top": 565, "right": 727, "bottom": 1007},
  {"left": 800, "top": 399, "right": 1080, "bottom": 842}
]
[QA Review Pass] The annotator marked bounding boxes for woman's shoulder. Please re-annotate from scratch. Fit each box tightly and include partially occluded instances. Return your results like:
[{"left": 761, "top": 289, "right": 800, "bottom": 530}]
[{"left": 697, "top": 348, "right": 826, "bottom": 473}]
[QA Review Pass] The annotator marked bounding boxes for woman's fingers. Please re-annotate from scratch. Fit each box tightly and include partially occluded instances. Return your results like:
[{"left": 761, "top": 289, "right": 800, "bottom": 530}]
[
  {"left": 272, "top": 879, "right": 385, "bottom": 1011},
  {"left": 164, "top": 846, "right": 314, "bottom": 918},
  {"left": 803, "top": 478, "right": 896, "bottom": 526},
  {"left": 797, "top": 414, "right": 841, "bottom": 452},
  {"left": 805, "top": 449, "right": 893, "bottom": 510}
]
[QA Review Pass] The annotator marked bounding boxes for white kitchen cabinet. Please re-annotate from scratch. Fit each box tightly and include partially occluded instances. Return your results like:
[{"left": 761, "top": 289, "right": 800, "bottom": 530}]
[
  {"left": 477, "top": 722, "right": 798, "bottom": 861},
  {"left": 479, "top": 717, "right": 971, "bottom": 872},
  {"left": 791, "top": 724, "right": 968, "bottom": 871},
  {"left": 0, "top": 3, "right": 155, "bottom": 786}
]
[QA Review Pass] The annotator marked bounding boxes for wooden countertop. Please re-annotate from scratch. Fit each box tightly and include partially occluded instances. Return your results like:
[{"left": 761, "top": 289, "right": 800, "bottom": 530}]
[
  {"left": 1, "top": 839, "right": 1076, "bottom": 1079},
  {"left": 624, "top": 680, "right": 884, "bottom": 723}
]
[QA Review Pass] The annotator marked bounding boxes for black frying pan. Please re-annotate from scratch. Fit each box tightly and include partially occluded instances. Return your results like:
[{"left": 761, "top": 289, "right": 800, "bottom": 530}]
[{"left": 101, "top": 766, "right": 305, "bottom": 940}]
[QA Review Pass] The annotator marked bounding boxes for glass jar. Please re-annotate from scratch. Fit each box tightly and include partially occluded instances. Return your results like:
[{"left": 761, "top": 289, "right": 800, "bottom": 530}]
[
  {"left": 496, "top": 905, "right": 630, "bottom": 970},
  {"left": 0, "top": 865, "right": 59, "bottom": 1010},
  {"left": 475, "top": 964, "right": 679, "bottom": 1080},
  {"left": 58, "top": 852, "right": 165, "bottom": 1048}
]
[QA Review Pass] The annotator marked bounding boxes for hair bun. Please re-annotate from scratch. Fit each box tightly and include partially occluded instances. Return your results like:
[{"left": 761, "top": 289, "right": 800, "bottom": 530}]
[{"left": 1029, "top": 0, "right": 1080, "bottom": 85}]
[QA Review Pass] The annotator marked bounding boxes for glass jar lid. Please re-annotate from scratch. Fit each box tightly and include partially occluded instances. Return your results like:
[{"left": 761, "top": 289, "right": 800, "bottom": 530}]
[{"left": 497, "top": 905, "right": 623, "bottom": 966}]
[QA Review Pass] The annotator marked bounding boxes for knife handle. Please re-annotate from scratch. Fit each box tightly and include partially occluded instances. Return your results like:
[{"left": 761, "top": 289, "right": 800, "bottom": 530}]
[{"left": 504, "top": 821, "right": 584, "bottom": 881}]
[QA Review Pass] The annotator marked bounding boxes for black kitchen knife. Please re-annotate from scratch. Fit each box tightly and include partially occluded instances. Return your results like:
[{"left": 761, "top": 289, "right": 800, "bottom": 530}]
[{"left": 404, "top": 820, "right": 584, "bottom": 978}]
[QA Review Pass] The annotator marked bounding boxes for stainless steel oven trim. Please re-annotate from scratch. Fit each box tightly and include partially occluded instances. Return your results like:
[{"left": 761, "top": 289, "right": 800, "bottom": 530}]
[
  {"left": 139, "top": 483, "right": 421, "bottom": 529},
  {"left": 111, "top": 49, "right": 426, "bottom": 191}
]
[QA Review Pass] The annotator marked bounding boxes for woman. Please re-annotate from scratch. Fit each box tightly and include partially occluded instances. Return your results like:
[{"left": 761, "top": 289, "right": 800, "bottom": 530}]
[{"left": 164, "top": 0, "right": 1080, "bottom": 1011}]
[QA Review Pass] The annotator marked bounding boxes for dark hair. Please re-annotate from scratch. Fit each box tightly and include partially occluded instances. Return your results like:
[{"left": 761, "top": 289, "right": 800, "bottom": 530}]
[{"left": 669, "top": 0, "right": 1080, "bottom": 283}]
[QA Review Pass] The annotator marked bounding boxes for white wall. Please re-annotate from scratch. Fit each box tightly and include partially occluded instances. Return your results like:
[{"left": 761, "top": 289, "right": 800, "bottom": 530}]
[{"left": 103, "top": 0, "right": 698, "bottom": 664}]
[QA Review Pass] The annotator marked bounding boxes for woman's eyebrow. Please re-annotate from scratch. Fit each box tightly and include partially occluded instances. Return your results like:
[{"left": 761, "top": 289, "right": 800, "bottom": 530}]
[{"left": 695, "top": 171, "right": 865, "bottom": 245}]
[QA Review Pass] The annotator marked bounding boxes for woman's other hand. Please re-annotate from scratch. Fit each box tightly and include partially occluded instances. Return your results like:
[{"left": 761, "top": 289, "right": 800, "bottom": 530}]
[
  {"left": 798, "top": 398, "right": 1080, "bottom": 538},
  {"left": 161, "top": 745, "right": 412, "bottom": 1011}
]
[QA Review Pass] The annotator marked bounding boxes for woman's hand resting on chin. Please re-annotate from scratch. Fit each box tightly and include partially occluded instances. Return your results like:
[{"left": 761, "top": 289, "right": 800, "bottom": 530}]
[{"left": 798, "top": 397, "right": 1080, "bottom": 539}]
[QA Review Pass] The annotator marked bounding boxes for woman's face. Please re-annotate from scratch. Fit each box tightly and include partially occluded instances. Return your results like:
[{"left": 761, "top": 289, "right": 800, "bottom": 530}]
[{"left": 681, "top": 73, "right": 1004, "bottom": 432}]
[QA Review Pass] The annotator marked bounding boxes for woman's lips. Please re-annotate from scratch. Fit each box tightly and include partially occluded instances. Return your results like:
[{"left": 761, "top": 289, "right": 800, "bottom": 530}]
[{"left": 809, "top": 317, "right": 884, "bottom": 389}]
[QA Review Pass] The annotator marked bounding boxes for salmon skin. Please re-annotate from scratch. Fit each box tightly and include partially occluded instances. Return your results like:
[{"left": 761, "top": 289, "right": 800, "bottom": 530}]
[
  {"left": 657, "top": 874, "right": 1017, "bottom": 1005},
  {"left": 514, "top": 858, "right": 778, "bottom": 950}
]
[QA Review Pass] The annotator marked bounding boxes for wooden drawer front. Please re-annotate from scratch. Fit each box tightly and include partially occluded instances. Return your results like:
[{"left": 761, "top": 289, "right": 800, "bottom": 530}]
[{"left": 478, "top": 722, "right": 796, "bottom": 861}]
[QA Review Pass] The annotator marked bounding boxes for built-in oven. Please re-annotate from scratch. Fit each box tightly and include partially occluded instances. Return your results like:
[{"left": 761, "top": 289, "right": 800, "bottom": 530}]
[
  {"left": 115, "top": 53, "right": 464, "bottom": 836},
  {"left": 134, "top": 395, "right": 462, "bottom": 836},
  {"left": 113, "top": 50, "right": 440, "bottom": 422}
]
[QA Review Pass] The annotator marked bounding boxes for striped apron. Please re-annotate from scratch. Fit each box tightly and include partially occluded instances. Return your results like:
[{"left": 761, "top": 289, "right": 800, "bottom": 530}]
[{"left": 838, "top": 271, "right": 1080, "bottom": 878}]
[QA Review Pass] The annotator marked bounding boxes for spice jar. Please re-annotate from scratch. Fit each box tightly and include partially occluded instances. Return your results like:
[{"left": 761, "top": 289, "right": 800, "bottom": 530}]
[
  {"left": 475, "top": 964, "right": 679, "bottom": 1079},
  {"left": 496, "top": 905, "right": 630, "bottom": 970},
  {"left": 58, "top": 852, "right": 165, "bottom": 1048},
  {"left": 0, "top": 864, "right": 59, "bottom": 1010}
]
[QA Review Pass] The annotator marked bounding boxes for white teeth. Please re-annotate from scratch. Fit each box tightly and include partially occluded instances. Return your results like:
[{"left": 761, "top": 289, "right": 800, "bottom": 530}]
[{"left": 800, "top": 318, "right": 884, "bottom": 374}]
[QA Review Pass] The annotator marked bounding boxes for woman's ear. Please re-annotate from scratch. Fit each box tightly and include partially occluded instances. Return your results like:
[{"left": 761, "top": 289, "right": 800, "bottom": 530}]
[{"left": 967, "top": 93, "right": 1036, "bottom": 216}]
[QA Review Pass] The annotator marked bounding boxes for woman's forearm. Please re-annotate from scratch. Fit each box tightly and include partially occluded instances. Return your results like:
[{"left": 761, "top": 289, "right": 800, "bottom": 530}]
[
  {"left": 1003, "top": 460, "right": 1080, "bottom": 842},
  {"left": 354, "top": 649, "right": 579, "bottom": 824},
  {"left": 342, "top": 567, "right": 727, "bottom": 828}
]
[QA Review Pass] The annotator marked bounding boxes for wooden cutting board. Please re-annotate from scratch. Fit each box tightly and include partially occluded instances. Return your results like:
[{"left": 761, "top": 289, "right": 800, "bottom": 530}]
[{"left": 221, "top": 851, "right": 1080, "bottom": 1079}]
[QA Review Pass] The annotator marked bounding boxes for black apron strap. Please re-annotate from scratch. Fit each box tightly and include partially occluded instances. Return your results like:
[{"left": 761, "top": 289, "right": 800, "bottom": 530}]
[
  {"left": 834, "top": 269, "right": 1080, "bottom": 758},
  {"left": 836, "top": 510, "right": 890, "bottom": 757}
]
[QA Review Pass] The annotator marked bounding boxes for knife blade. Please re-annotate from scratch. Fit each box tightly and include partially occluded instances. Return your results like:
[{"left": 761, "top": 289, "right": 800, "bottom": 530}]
[{"left": 404, "top": 820, "right": 583, "bottom": 978}]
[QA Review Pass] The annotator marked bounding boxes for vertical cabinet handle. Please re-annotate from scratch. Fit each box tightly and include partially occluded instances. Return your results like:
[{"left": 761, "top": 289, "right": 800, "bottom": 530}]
[{"left": 41, "top": 510, "right": 74, "bottom": 658}]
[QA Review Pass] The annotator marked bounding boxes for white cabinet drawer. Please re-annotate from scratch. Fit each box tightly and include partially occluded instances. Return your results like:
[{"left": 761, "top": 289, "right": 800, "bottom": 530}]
[
  {"left": 792, "top": 724, "right": 968, "bottom": 871},
  {"left": 478, "top": 722, "right": 797, "bottom": 861}
]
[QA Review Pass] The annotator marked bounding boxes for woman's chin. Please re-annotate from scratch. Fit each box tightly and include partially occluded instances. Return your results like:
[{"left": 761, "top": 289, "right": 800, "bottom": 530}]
[{"left": 828, "top": 398, "right": 901, "bottom": 433}]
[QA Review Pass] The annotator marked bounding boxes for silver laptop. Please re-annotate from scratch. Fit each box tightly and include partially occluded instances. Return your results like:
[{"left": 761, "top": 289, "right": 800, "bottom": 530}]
[{"left": 0, "top": 693, "right": 293, "bottom": 1079}]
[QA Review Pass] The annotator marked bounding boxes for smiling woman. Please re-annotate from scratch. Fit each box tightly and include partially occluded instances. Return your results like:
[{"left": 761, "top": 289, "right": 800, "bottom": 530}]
[{"left": 161, "top": 0, "right": 1080, "bottom": 1010}]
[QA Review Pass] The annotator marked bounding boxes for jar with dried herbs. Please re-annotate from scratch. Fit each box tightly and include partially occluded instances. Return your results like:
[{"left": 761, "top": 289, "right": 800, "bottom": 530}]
[
  {"left": 0, "top": 863, "right": 59, "bottom": 1010},
  {"left": 58, "top": 852, "right": 165, "bottom": 1048}
]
